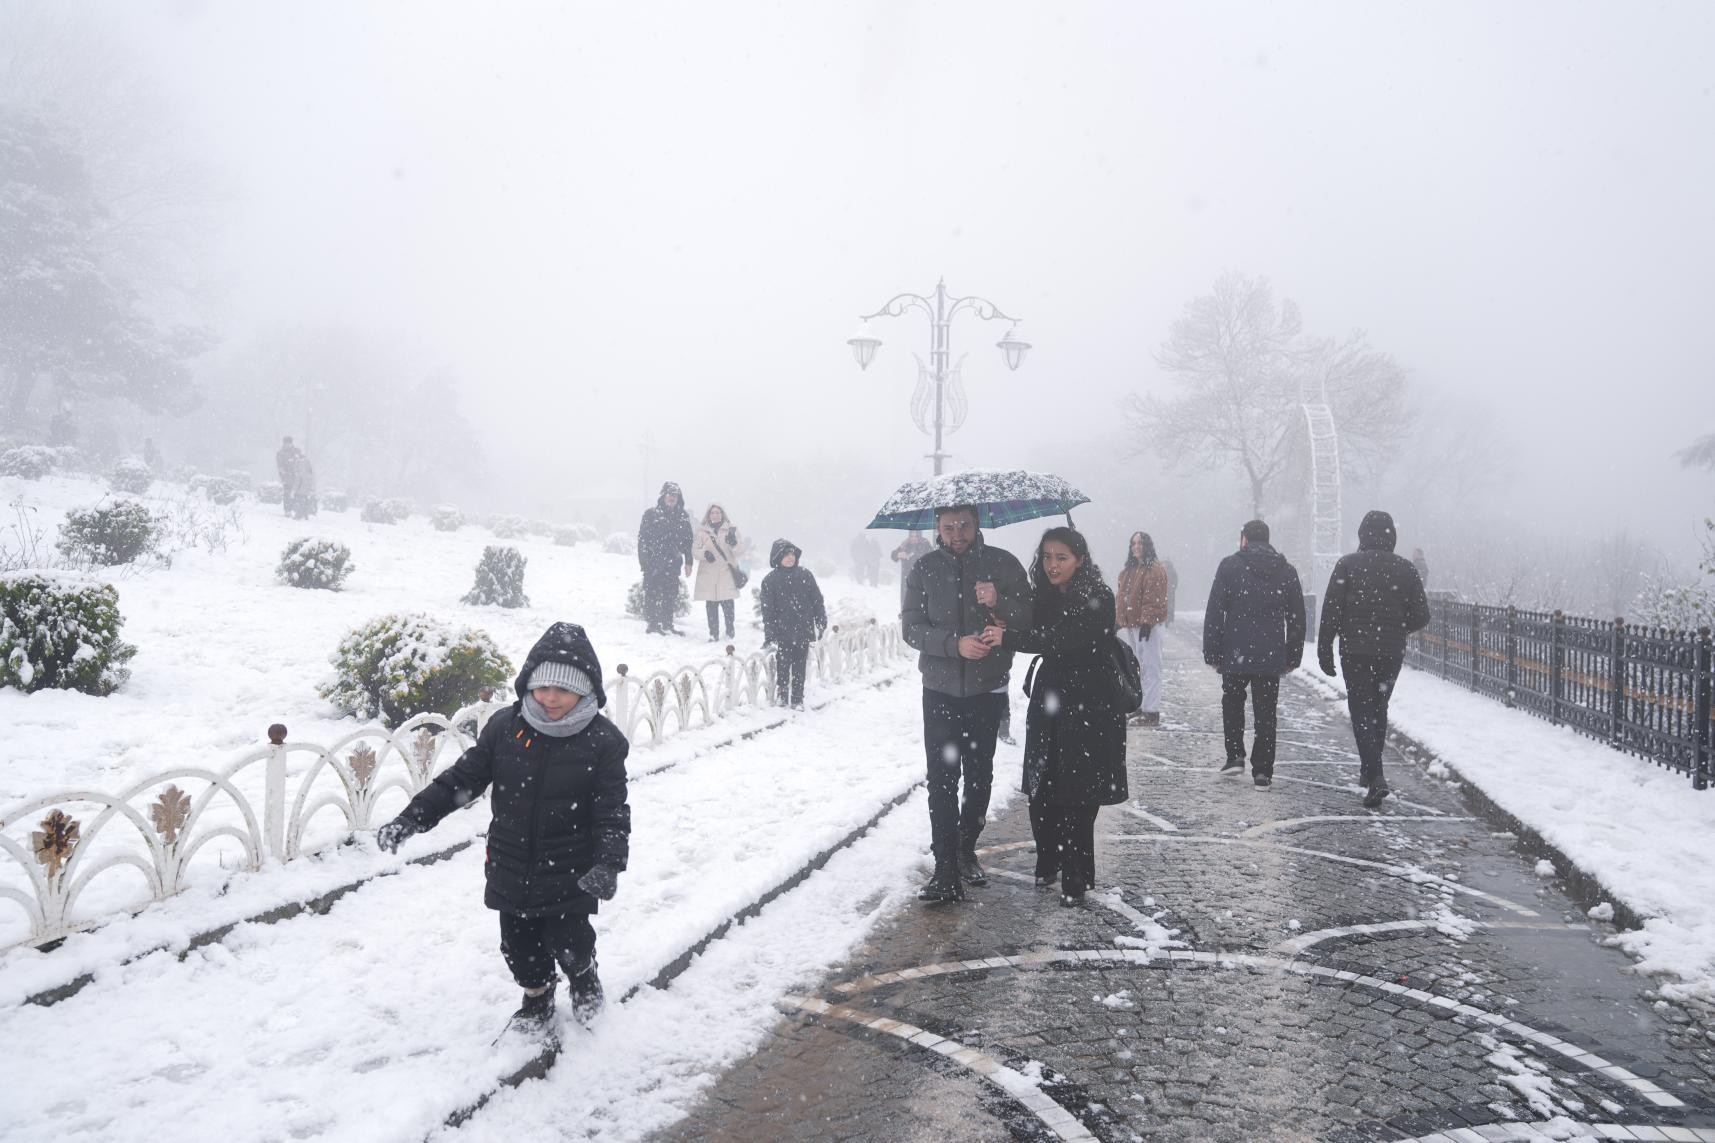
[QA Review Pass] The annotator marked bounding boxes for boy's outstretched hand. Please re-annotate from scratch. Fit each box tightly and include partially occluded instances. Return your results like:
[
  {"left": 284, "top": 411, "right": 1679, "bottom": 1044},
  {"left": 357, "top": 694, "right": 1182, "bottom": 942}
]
[
  {"left": 375, "top": 816, "right": 419, "bottom": 854},
  {"left": 578, "top": 864, "right": 619, "bottom": 900}
]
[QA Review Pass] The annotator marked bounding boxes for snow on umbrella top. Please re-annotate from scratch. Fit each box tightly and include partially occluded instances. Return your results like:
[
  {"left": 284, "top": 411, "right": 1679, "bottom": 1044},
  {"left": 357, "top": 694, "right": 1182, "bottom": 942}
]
[{"left": 867, "top": 469, "right": 1091, "bottom": 531}]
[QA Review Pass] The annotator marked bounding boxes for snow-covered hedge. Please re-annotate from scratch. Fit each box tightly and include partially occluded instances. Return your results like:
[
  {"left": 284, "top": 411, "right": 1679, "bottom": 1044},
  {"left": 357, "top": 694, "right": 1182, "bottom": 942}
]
[
  {"left": 277, "top": 538, "right": 355, "bottom": 591},
  {"left": 383, "top": 497, "right": 414, "bottom": 521},
  {"left": 222, "top": 469, "right": 255, "bottom": 493},
  {"left": 107, "top": 457, "right": 154, "bottom": 495},
  {"left": 361, "top": 498, "right": 402, "bottom": 524},
  {"left": 56, "top": 501, "right": 163, "bottom": 566},
  {"left": 322, "top": 491, "right": 350, "bottom": 513},
  {"left": 258, "top": 481, "right": 284, "bottom": 505},
  {"left": 489, "top": 514, "right": 529, "bottom": 539},
  {"left": 0, "top": 572, "right": 137, "bottom": 695},
  {"left": 462, "top": 545, "right": 529, "bottom": 608},
  {"left": 431, "top": 505, "right": 465, "bottom": 532},
  {"left": 0, "top": 446, "right": 59, "bottom": 480},
  {"left": 188, "top": 474, "right": 241, "bottom": 505},
  {"left": 603, "top": 532, "right": 635, "bottom": 555},
  {"left": 319, "top": 612, "right": 512, "bottom": 728},
  {"left": 553, "top": 526, "right": 580, "bottom": 547},
  {"left": 625, "top": 578, "right": 689, "bottom": 619}
]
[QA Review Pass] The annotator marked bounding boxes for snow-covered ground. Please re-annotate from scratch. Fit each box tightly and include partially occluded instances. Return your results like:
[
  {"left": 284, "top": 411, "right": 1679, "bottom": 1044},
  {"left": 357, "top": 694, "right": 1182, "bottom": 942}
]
[
  {"left": 1298, "top": 664, "right": 1715, "bottom": 1008},
  {"left": 1, "top": 471, "right": 900, "bottom": 800}
]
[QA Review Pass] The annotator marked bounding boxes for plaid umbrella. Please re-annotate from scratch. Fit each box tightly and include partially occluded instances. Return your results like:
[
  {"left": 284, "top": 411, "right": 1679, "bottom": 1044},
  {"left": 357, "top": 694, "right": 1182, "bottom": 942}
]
[{"left": 867, "top": 469, "right": 1091, "bottom": 531}]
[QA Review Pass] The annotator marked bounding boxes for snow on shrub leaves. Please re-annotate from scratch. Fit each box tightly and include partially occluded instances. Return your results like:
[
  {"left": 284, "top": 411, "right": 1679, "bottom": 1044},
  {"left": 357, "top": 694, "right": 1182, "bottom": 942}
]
[
  {"left": 0, "top": 446, "right": 59, "bottom": 479},
  {"left": 107, "top": 457, "right": 153, "bottom": 495},
  {"left": 320, "top": 612, "right": 512, "bottom": 728},
  {"left": 56, "top": 501, "right": 163, "bottom": 566},
  {"left": 462, "top": 545, "right": 529, "bottom": 608},
  {"left": 277, "top": 537, "right": 355, "bottom": 590},
  {"left": 0, "top": 572, "right": 137, "bottom": 695},
  {"left": 431, "top": 505, "right": 464, "bottom": 532},
  {"left": 625, "top": 577, "right": 689, "bottom": 618}
]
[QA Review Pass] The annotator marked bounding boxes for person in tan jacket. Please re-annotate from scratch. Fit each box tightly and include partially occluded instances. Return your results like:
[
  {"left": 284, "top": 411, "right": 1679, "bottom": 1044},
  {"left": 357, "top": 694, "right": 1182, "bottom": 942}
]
[
  {"left": 693, "top": 504, "right": 744, "bottom": 641},
  {"left": 1114, "top": 531, "right": 1171, "bottom": 725}
]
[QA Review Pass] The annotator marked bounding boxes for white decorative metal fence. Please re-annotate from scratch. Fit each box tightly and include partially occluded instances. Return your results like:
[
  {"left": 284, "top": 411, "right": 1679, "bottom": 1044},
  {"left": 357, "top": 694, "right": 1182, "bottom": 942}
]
[{"left": 0, "top": 621, "right": 909, "bottom": 952}]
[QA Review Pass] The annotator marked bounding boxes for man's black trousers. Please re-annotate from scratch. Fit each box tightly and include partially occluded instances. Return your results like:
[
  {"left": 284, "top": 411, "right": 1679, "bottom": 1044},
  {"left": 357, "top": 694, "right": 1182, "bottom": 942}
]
[
  {"left": 921, "top": 689, "right": 1005, "bottom": 863},
  {"left": 1221, "top": 673, "right": 1280, "bottom": 778},
  {"left": 1341, "top": 653, "right": 1403, "bottom": 786}
]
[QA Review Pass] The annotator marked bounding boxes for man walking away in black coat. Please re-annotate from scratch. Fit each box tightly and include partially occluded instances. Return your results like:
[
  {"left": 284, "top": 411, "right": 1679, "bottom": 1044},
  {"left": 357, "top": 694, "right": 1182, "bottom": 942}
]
[
  {"left": 637, "top": 482, "right": 694, "bottom": 635},
  {"left": 1203, "top": 519, "right": 1306, "bottom": 787},
  {"left": 760, "top": 539, "right": 828, "bottom": 709},
  {"left": 901, "top": 505, "right": 1033, "bottom": 902},
  {"left": 374, "top": 623, "right": 631, "bottom": 1042},
  {"left": 1319, "top": 511, "right": 1432, "bottom": 808}
]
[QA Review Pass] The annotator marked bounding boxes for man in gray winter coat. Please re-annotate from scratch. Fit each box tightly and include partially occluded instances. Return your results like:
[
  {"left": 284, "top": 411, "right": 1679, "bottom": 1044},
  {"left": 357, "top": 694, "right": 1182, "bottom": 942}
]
[
  {"left": 1318, "top": 510, "right": 1432, "bottom": 808},
  {"left": 637, "top": 481, "right": 694, "bottom": 635},
  {"left": 901, "top": 505, "right": 1032, "bottom": 902}
]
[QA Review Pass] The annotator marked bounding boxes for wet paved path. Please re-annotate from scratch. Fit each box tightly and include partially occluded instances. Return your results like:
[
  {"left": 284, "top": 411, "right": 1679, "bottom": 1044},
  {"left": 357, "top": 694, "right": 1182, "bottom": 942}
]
[{"left": 658, "top": 630, "right": 1715, "bottom": 1142}]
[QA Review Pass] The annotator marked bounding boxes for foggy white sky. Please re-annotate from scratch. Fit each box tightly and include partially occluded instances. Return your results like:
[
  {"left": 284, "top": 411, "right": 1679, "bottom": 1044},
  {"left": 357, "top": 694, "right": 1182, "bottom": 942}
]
[{"left": 86, "top": 1, "right": 1715, "bottom": 561}]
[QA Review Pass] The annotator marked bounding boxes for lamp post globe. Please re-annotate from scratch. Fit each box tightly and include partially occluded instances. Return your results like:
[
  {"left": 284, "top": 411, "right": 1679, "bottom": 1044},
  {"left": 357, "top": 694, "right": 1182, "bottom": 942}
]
[
  {"left": 996, "top": 326, "right": 1031, "bottom": 372},
  {"left": 847, "top": 326, "right": 882, "bottom": 371}
]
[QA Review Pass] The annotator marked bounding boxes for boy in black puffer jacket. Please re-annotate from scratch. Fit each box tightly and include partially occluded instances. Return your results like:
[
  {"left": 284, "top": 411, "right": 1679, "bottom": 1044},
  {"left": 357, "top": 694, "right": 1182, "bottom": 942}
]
[
  {"left": 759, "top": 539, "right": 828, "bottom": 709},
  {"left": 375, "top": 622, "right": 630, "bottom": 1042}
]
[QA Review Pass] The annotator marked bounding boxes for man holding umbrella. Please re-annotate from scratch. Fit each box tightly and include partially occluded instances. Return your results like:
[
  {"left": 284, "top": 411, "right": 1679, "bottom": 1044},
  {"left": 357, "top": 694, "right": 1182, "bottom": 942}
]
[{"left": 901, "top": 503, "right": 1032, "bottom": 902}]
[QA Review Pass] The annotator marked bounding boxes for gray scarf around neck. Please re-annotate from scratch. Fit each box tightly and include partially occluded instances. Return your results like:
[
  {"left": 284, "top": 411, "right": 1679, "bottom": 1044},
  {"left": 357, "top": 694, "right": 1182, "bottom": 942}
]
[{"left": 520, "top": 691, "right": 600, "bottom": 737}]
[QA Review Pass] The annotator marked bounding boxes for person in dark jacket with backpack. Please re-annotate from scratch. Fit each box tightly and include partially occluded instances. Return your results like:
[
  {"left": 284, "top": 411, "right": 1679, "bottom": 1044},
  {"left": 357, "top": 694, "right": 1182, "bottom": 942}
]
[
  {"left": 1318, "top": 510, "right": 1433, "bottom": 808},
  {"left": 759, "top": 539, "right": 828, "bottom": 709},
  {"left": 374, "top": 623, "right": 630, "bottom": 1041},
  {"left": 985, "top": 527, "right": 1127, "bottom": 907},
  {"left": 1204, "top": 519, "right": 1306, "bottom": 786},
  {"left": 637, "top": 481, "right": 694, "bottom": 634},
  {"left": 901, "top": 505, "right": 1033, "bottom": 902}
]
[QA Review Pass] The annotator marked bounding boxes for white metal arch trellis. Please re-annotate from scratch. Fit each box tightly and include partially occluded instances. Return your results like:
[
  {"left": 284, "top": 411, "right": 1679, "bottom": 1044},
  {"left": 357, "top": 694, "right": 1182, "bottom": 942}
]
[{"left": 1301, "top": 371, "right": 1343, "bottom": 596}]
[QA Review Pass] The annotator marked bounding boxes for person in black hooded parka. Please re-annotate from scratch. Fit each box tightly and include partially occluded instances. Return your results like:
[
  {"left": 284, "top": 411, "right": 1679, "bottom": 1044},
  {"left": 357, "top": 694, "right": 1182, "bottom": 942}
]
[
  {"left": 759, "top": 538, "right": 828, "bottom": 709},
  {"left": 1203, "top": 519, "right": 1306, "bottom": 785},
  {"left": 375, "top": 622, "right": 630, "bottom": 1039},
  {"left": 637, "top": 481, "right": 694, "bottom": 634},
  {"left": 985, "top": 526, "right": 1128, "bottom": 906},
  {"left": 1317, "top": 510, "right": 1432, "bottom": 807}
]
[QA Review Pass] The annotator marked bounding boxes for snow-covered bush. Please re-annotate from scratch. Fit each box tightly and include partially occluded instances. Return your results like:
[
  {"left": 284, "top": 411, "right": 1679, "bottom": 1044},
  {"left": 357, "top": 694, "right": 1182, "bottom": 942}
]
[
  {"left": 604, "top": 532, "right": 636, "bottom": 556},
  {"left": 223, "top": 469, "right": 255, "bottom": 493},
  {"left": 277, "top": 538, "right": 355, "bottom": 591},
  {"left": 0, "top": 446, "right": 59, "bottom": 480},
  {"left": 383, "top": 497, "right": 414, "bottom": 522},
  {"left": 191, "top": 475, "right": 241, "bottom": 505},
  {"left": 361, "top": 498, "right": 403, "bottom": 524},
  {"left": 56, "top": 501, "right": 163, "bottom": 566},
  {"left": 625, "top": 578, "right": 689, "bottom": 619},
  {"left": 432, "top": 505, "right": 465, "bottom": 532},
  {"left": 0, "top": 572, "right": 137, "bottom": 695},
  {"left": 553, "top": 526, "right": 580, "bottom": 547},
  {"left": 319, "top": 612, "right": 512, "bottom": 728},
  {"left": 490, "top": 515, "right": 528, "bottom": 539},
  {"left": 322, "top": 492, "right": 350, "bottom": 513},
  {"left": 571, "top": 523, "right": 600, "bottom": 544},
  {"left": 527, "top": 519, "right": 555, "bottom": 538},
  {"left": 462, "top": 546, "right": 529, "bottom": 608},
  {"left": 107, "top": 457, "right": 154, "bottom": 495},
  {"left": 258, "top": 481, "right": 284, "bottom": 505}
]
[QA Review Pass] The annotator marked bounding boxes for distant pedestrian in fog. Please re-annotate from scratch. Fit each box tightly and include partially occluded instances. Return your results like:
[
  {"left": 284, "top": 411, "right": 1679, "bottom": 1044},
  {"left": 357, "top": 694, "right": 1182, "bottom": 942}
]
[
  {"left": 637, "top": 482, "right": 694, "bottom": 636},
  {"left": 1115, "top": 531, "right": 1170, "bottom": 727},
  {"left": 1203, "top": 519, "right": 1305, "bottom": 787},
  {"left": 985, "top": 526, "right": 1127, "bottom": 907},
  {"left": 891, "top": 530, "right": 932, "bottom": 612},
  {"left": 694, "top": 504, "right": 743, "bottom": 642},
  {"left": 1319, "top": 511, "right": 1432, "bottom": 808},
  {"left": 1410, "top": 547, "right": 1430, "bottom": 591},
  {"left": 760, "top": 539, "right": 828, "bottom": 710}
]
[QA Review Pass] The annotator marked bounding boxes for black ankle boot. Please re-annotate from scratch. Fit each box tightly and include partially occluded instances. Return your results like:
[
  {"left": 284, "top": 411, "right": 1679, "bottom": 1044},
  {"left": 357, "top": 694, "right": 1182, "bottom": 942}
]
[
  {"left": 566, "top": 965, "right": 604, "bottom": 1025},
  {"left": 959, "top": 846, "right": 987, "bottom": 886},
  {"left": 508, "top": 983, "right": 557, "bottom": 1038},
  {"left": 918, "top": 860, "right": 966, "bottom": 903}
]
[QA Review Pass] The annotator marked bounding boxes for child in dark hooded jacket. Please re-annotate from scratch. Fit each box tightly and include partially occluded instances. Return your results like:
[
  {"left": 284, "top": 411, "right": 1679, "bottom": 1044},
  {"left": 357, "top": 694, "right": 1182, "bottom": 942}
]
[
  {"left": 375, "top": 622, "right": 630, "bottom": 1041},
  {"left": 759, "top": 539, "right": 828, "bottom": 709}
]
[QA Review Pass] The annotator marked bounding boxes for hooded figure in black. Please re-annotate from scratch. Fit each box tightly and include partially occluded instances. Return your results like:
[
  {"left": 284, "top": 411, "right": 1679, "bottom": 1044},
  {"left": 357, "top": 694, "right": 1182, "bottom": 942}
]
[
  {"left": 637, "top": 481, "right": 694, "bottom": 634},
  {"left": 375, "top": 622, "right": 631, "bottom": 1038},
  {"left": 1317, "top": 509, "right": 1432, "bottom": 807},
  {"left": 1203, "top": 519, "right": 1306, "bottom": 785},
  {"left": 759, "top": 539, "right": 827, "bottom": 709},
  {"left": 990, "top": 526, "right": 1128, "bottom": 906}
]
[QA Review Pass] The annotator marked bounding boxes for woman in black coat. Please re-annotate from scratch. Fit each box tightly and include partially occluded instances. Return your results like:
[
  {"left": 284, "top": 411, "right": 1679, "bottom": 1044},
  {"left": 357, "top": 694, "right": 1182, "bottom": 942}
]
[
  {"left": 984, "top": 526, "right": 1127, "bottom": 906},
  {"left": 374, "top": 622, "right": 630, "bottom": 1040}
]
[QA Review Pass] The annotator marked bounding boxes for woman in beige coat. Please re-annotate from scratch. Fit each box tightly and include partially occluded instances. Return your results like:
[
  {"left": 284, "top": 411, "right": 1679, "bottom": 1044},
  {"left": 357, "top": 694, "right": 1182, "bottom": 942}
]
[{"left": 693, "top": 504, "right": 744, "bottom": 641}]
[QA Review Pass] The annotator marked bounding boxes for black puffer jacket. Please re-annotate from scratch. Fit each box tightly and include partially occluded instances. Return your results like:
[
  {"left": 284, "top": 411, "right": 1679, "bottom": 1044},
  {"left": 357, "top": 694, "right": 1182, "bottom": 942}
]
[
  {"left": 901, "top": 536, "right": 1033, "bottom": 698},
  {"left": 399, "top": 623, "right": 630, "bottom": 916},
  {"left": 1318, "top": 510, "right": 1432, "bottom": 661},
  {"left": 1202, "top": 542, "right": 1306, "bottom": 675},
  {"left": 759, "top": 539, "right": 828, "bottom": 646},
  {"left": 1003, "top": 579, "right": 1128, "bottom": 807},
  {"left": 637, "top": 482, "right": 693, "bottom": 576}
]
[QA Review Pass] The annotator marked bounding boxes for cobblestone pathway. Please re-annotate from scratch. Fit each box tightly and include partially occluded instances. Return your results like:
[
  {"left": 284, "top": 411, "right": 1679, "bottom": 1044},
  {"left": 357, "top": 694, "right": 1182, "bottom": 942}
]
[{"left": 660, "top": 631, "right": 1715, "bottom": 1142}]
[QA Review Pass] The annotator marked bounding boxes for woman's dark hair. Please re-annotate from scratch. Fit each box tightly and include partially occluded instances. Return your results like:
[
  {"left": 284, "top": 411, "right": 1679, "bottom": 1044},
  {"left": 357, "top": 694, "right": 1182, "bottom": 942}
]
[
  {"left": 1123, "top": 530, "right": 1157, "bottom": 569},
  {"left": 1030, "top": 526, "right": 1105, "bottom": 596}
]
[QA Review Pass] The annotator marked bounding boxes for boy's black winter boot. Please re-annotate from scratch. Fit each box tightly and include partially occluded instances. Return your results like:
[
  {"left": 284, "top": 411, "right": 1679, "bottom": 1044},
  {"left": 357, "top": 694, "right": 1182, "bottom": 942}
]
[
  {"left": 566, "top": 965, "right": 605, "bottom": 1026},
  {"left": 917, "top": 860, "right": 966, "bottom": 903},
  {"left": 507, "top": 982, "right": 558, "bottom": 1040}
]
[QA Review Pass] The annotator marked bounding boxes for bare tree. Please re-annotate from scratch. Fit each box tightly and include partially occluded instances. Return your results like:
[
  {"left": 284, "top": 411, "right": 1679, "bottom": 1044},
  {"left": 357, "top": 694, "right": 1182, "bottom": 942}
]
[{"left": 1676, "top": 431, "right": 1715, "bottom": 473}]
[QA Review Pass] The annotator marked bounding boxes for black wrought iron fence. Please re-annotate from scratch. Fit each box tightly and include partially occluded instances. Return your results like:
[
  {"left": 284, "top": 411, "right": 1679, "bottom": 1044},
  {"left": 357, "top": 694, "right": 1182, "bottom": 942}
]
[{"left": 1404, "top": 597, "right": 1714, "bottom": 789}]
